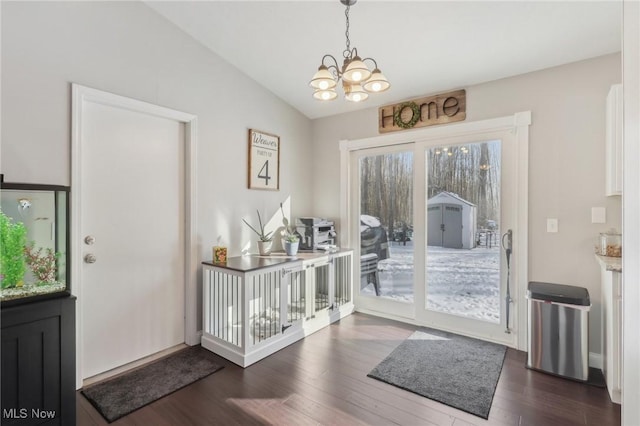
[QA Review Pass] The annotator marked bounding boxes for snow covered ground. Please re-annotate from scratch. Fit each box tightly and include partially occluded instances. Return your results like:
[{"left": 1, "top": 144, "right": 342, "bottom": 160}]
[{"left": 360, "top": 241, "right": 501, "bottom": 323}]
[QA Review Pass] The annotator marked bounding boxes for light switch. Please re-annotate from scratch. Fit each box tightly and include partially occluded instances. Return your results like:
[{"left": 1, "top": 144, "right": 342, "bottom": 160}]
[
  {"left": 592, "top": 207, "right": 606, "bottom": 224},
  {"left": 547, "top": 218, "right": 558, "bottom": 233}
]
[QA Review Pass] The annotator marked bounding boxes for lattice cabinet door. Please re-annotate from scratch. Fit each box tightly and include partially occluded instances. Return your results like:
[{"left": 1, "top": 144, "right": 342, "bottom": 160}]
[
  {"left": 283, "top": 267, "right": 306, "bottom": 333},
  {"left": 301, "top": 256, "right": 332, "bottom": 320},
  {"left": 246, "top": 265, "right": 308, "bottom": 346},
  {"left": 300, "top": 251, "right": 353, "bottom": 325},
  {"left": 246, "top": 267, "right": 284, "bottom": 346},
  {"left": 331, "top": 250, "right": 353, "bottom": 309},
  {"left": 203, "top": 267, "right": 244, "bottom": 348}
]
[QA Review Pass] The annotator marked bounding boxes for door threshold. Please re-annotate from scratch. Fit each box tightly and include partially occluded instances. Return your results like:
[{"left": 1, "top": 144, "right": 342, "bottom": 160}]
[{"left": 82, "top": 343, "right": 188, "bottom": 387}]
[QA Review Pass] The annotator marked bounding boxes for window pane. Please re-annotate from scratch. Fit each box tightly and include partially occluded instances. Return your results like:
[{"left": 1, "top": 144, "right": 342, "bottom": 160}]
[
  {"left": 425, "top": 141, "right": 501, "bottom": 323},
  {"left": 359, "top": 151, "right": 414, "bottom": 303}
]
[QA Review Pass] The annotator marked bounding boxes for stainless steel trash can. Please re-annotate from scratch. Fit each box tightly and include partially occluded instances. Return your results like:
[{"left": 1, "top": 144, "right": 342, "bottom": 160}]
[{"left": 526, "top": 281, "right": 591, "bottom": 381}]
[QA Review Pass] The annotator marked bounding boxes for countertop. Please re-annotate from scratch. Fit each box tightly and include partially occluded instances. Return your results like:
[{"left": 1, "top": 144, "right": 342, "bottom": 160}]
[
  {"left": 595, "top": 254, "right": 622, "bottom": 273},
  {"left": 202, "top": 249, "right": 352, "bottom": 273}
]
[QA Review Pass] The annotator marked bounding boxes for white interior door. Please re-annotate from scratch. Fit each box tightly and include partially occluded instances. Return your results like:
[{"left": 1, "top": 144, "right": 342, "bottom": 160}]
[{"left": 80, "top": 100, "right": 185, "bottom": 379}]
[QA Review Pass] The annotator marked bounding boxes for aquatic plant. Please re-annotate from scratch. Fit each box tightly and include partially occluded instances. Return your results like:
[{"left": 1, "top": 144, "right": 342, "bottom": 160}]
[
  {"left": 24, "top": 243, "right": 59, "bottom": 284},
  {"left": 0, "top": 210, "right": 27, "bottom": 289}
]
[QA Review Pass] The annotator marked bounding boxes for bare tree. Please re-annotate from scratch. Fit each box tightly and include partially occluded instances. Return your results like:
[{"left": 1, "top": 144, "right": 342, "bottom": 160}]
[{"left": 358, "top": 142, "right": 501, "bottom": 233}]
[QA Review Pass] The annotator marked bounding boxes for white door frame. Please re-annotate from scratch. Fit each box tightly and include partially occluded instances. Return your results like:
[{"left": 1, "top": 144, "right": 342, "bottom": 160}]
[
  {"left": 71, "top": 84, "right": 199, "bottom": 388},
  {"left": 340, "top": 111, "right": 530, "bottom": 350}
]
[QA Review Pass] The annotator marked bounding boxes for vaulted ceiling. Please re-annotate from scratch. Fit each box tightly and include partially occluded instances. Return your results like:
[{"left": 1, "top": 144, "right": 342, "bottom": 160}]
[{"left": 146, "top": 1, "right": 622, "bottom": 119}]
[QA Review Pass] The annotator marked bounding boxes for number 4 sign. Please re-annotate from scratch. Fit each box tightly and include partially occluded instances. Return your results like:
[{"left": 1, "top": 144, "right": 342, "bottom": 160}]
[{"left": 248, "top": 129, "right": 280, "bottom": 190}]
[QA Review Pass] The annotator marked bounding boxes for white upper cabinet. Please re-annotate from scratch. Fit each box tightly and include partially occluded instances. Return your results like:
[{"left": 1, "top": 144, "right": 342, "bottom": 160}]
[{"left": 606, "top": 84, "right": 623, "bottom": 196}]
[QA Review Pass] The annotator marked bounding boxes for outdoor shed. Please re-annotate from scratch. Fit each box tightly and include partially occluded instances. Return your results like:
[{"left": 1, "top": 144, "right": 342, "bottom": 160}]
[{"left": 427, "top": 192, "right": 477, "bottom": 249}]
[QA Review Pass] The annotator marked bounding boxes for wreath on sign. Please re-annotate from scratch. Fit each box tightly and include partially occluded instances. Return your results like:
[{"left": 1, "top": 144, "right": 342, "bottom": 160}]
[{"left": 393, "top": 102, "right": 421, "bottom": 129}]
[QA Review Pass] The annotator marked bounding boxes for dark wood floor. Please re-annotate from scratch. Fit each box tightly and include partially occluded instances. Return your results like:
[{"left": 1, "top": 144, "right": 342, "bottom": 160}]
[{"left": 77, "top": 313, "right": 620, "bottom": 425}]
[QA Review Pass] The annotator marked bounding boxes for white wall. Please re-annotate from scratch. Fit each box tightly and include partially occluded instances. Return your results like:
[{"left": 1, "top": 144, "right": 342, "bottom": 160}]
[
  {"left": 622, "top": 1, "right": 640, "bottom": 423},
  {"left": 312, "top": 54, "right": 622, "bottom": 357},
  {"left": 1, "top": 1, "right": 312, "bottom": 252},
  {"left": 1, "top": 1, "right": 313, "bottom": 326},
  {"left": 1, "top": 1, "right": 625, "bottom": 361}
]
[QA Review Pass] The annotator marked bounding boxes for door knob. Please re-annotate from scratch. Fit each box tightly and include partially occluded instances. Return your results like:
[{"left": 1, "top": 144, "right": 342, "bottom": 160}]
[{"left": 84, "top": 254, "right": 97, "bottom": 264}]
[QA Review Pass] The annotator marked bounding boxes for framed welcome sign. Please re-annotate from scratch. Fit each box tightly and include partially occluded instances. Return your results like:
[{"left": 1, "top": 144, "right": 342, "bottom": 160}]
[{"left": 248, "top": 129, "right": 280, "bottom": 190}]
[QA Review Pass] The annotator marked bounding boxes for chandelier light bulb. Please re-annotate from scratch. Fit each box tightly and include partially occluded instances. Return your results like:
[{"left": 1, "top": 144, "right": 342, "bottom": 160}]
[
  {"left": 309, "top": 65, "right": 337, "bottom": 90},
  {"left": 363, "top": 68, "right": 390, "bottom": 93},
  {"left": 310, "top": 0, "right": 389, "bottom": 103},
  {"left": 313, "top": 88, "right": 337, "bottom": 101},
  {"left": 344, "top": 83, "right": 368, "bottom": 102},
  {"left": 343, "top": 56, "right": 371, "bottom": 84}
]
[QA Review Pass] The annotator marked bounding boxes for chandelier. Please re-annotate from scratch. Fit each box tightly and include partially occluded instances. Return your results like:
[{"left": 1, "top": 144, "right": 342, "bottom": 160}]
[{"left": 309, "top": 0, "right": 390, "bottom": 102}]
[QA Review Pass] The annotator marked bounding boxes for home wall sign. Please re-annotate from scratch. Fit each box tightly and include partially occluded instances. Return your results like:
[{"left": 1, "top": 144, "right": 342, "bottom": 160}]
[
  {"left": 248, "top": 129, "right": 280, "bottom": 190},
  {"left": 378, "top": 89, "right": 466, "bottom": 133}
]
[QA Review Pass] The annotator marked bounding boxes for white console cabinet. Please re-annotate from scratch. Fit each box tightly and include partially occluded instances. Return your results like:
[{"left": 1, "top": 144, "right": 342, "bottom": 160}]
[
  {"left": 599, "top": 255, "right": 622, "bottom": 404},
  {"left": 202, "top": 250, "right": 353, "bottom": 367}
]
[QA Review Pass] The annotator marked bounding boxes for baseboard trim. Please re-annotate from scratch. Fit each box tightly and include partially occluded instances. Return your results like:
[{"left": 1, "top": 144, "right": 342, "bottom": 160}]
[
  {"left": 82, "top": 343, "right": 187, "bottom": 387},
  {"left": 589, "top": 352, "right": 603, "bottom": 369}
]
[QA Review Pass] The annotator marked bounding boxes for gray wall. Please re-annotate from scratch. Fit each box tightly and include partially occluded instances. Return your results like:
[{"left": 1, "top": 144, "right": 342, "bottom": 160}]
[
  {"left": 311, "top": 54, "right": 622, "bottom": 356},
  {"left": 1, "top": 1, "right": 313, "bottom": 259},
  {"left": 1, "top": 1, "right": 622, "bottom": 358},
  {"left": 1, "top": 1, "right": 314, "bottom": 330}
]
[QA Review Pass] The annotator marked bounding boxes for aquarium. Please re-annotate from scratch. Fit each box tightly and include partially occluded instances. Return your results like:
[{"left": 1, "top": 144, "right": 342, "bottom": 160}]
[{"left": 1, "top": 182, "right": 70, "bottom": 305}]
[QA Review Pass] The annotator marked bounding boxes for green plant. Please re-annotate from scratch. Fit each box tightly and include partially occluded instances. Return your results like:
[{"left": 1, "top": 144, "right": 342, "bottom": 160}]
[
  {"left": 0, "top": 210, "right": 27, "bottom": 289},
  {"left": 280, "top": 203, "right": 299, "bottom": 242},
  {"left": 283, "top": 233, "right": 299, "bottom": 243},
  {"left": 243, "top": 210, "right": 273, "bottom": 242},
  {"left": 24, "top": 243, "right": 60, "bottom": 284}
]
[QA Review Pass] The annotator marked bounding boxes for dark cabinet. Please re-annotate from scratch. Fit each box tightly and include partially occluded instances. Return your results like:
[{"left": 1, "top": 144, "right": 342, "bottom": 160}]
[{"left": 1, "top": 296, "right": 76, "bottom": 425}]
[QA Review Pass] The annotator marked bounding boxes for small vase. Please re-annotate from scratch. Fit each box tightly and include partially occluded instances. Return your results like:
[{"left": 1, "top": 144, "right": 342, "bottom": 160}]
[
  {"left": 284, "top": 241, "right": 299, "bottom": 256},
  {"left": 257, "top": 240, "right": 272, "bottom": 256}
]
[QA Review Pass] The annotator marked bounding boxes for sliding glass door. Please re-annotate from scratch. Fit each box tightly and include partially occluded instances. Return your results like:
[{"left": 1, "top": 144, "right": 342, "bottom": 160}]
[
  {"left": 348, "top": 123, "right": 523, "bottom": 344},
  {"left": 425, "top": 140, "right": 502, "bottom": 323},
  {"left": 418, "top": 134, "right": 515, "bottom": 341},
  {"left": 353, "top": 145, "right": 416, "bottom": 318}
]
